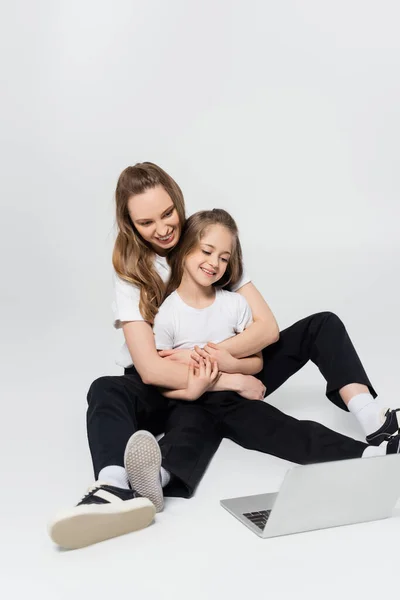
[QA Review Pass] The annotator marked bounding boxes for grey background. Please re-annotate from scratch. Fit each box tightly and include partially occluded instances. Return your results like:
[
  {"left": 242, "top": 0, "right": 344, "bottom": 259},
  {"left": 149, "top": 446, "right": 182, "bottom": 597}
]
[{"left": 1, "top": 1, "right": 399, "bottom": 598}]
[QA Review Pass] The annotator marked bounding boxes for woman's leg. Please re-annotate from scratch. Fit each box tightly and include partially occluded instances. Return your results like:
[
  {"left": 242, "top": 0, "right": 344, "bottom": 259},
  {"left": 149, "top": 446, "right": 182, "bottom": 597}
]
[
  {"left": 49, "top": 371, "right": 220, "bottom": 549},
  {"left": 258, "top": 311, "right": 399, "bottom": 441},
  {"left": 86, "top": 373, "right": 170, "bottom": 479},
  {"left": 259, "top": 311, "right": 376, "bottom": 410},
  {"left": 48, "top": 372, "right": 168, "bottom": 550},
  {"left": 87, "top": 371, "right": 221, "bottom": 496}
]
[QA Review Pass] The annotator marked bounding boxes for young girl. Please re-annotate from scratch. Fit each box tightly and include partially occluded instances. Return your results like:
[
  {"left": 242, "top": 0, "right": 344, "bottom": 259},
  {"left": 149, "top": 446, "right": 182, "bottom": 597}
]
[
  {"left": 154, "top": 209, "right": 264, "bottom": 395},
  {"left": 122, "top": 208, "right": 400, "bottom": 510},
  {"left": 49, "top": 162, "right": 399, "bottom": 550}
]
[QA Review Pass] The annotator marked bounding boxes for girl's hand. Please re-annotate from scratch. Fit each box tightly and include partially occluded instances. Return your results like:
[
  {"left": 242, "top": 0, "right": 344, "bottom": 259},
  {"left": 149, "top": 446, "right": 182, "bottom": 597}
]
[
  {"left": 158, "top": 349, "right": 193, "bottom": 365},
  {"left": 192, "top": 343, "right": 238, "bottom": 374},
  {"left": 234, "top": 374, "right": 266, "bottom": 401},
  {"left": 186, "top": 356, "right": 220, "bottom": 400}
]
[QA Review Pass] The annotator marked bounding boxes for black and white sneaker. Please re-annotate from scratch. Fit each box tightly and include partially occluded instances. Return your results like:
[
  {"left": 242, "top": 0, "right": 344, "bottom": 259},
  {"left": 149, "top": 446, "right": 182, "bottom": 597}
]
[
  {"left": 48, "top": 482, "right": 156, "bottom": 549},
  {"left": 386, "top": 433, "right": 400, "bottom": 454},
  {"left": 124, "top": 430, "right": 164, "bottom": 513},
  {"left": 366, "top": 408, "right": 400, "bottom": 446}
]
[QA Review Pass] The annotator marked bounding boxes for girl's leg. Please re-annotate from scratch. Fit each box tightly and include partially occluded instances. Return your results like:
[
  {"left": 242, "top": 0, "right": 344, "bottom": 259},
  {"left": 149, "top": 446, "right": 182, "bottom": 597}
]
[
  {"left": 204, "top": 391, "right": 369, "bottom": 464},
  {"left": 260, "top": 311, "right": 399, "bottom": 441},
  {"left": 159, "top": 403, "right": 222, "bottom": 498},
  {"left": 123, "top": 403, "right": 222, "bottom": 511},
  {"left": 260, "top": 311, "right": 376, "bottom": 407}
]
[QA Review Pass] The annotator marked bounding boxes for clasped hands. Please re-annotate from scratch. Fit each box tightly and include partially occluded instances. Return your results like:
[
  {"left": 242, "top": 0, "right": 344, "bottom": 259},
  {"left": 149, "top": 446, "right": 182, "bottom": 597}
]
[{"left": 158, "top": 344, "right": 266, "bottom": 401}]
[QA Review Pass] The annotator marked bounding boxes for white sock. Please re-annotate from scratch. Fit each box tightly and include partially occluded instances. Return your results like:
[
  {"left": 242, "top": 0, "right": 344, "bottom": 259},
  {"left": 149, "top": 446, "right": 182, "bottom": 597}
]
[
  {"left": 347, "top": 393, "right": 385, "bottom": 436},
  {"left": 160, "top": 466, "right": 171, "bottom": 488},
  {"left": 362, "top": 441, "right": 388, "bottom": 458},
  {"left": 98, "top": 465, "right": 130, "bottom": 489}
]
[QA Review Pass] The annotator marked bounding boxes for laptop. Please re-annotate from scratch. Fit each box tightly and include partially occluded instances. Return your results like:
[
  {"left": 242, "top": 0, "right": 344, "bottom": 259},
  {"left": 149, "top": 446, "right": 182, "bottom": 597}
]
[{"left": 220, "top": 454, "right": 400, "bottom": 538}]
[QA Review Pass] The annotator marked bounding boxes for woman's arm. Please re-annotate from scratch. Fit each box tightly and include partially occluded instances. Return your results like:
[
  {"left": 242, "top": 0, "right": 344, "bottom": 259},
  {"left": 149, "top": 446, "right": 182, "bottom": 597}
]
[
  {"left": 217, "top": 283, "right": 279, "bottom": 358},
  {"left": 123, "top": 321, "right": 191, "bottom": 388},
  {"left": 232, "top": 351, "right": 263, "bottom": 375},
  {"left": 123, "top": 321, "right": 262, "bottom": 390}
]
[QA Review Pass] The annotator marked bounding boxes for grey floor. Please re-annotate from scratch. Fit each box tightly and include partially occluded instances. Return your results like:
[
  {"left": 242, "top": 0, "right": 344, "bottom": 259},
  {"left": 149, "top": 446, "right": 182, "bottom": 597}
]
[
  {"left": 4, "top": 378, "right": 400, "bottom": 600},
  {"left": 3, "top": 247, "right": 400, "bottom": 600}
]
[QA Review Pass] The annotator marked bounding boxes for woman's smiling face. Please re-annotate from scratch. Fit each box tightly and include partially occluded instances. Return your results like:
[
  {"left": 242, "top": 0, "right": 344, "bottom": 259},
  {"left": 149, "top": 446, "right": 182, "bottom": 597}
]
[{"left": 128, "top": 185, "right": 181, "bottom": 255}]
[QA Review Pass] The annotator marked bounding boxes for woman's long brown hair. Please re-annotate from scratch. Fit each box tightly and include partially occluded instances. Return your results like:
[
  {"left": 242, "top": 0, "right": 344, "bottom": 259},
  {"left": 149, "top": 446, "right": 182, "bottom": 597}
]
[
  {"left": 112, "top": 162, "right": 186, "bottom": 323},
  {"left": 165, "top": 209, "right": 243, "bottom": 299}
]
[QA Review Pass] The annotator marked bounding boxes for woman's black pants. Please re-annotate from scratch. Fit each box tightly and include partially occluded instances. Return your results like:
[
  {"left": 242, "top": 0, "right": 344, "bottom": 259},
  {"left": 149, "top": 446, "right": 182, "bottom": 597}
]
[{"left": 87, "top": 312, "right": 375, "bottom": 497}]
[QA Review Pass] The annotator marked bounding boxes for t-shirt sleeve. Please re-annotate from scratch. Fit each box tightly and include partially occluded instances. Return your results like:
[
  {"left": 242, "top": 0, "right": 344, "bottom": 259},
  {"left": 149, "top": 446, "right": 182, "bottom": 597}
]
[
  {"left": 112, "top": 272, "right": 144, "bottom": 329},
  {"left": 231, "top": 262, "right": 251, "bottom": 292},
  {"left": 234, "top": 293, "right": 253, "bottom": 333},
  {"left": 152, "top": 305, "right": 175, "bottom": 350}
]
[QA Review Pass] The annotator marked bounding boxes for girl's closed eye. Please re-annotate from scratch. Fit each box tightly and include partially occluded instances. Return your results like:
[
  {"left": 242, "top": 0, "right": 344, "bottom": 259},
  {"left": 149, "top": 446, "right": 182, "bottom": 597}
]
[{"left": 202, "top": 250, "right": 211, "bottom": 256}]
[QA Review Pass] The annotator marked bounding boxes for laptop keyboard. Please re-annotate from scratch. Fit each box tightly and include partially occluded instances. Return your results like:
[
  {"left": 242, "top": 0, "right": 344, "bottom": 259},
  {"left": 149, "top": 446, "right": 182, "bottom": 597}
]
[{"left": 243, "top": 510, "right": 271, "bottom": 531}]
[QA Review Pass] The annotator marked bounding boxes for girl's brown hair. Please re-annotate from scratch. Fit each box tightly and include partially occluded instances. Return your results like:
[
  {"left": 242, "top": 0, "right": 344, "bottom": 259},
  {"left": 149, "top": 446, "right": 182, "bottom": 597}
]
[
  {"left": 112, "top": 162, "right": 186, "bottom": 323},
  {"left": 165, "top": 208, "right": 243, "bottom": 299}
]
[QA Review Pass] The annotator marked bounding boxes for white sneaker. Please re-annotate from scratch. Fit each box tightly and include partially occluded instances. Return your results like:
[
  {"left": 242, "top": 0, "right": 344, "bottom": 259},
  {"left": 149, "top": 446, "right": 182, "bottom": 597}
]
[
  {"left": 48, "top": 482, "right": 155, "bottom": 549},
  {"left": 124, "top": 430, "right": 164, "bottom": 512}
]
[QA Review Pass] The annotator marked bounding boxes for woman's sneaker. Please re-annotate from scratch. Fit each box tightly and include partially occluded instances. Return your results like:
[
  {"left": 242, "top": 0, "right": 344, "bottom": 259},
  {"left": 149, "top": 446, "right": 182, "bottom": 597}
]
[
  {"left": 124, "top": 430, "right": 164, "bottom": 513},
  {"left": 386, "top": 433, "right": 400, "bottom": 454},
  {"left": 366, "top": 408, "right": 400, "bottom": 446},
  {"left": 48, "top": 482, "right": 156, "bottom": 549}
]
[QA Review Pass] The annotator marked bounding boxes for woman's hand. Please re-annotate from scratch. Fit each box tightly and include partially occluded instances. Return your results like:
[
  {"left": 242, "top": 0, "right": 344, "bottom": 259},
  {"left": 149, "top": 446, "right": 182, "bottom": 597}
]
[
  {"left": 186, "top": 356, "right": 220, "bottom": 400},
  {"left": 158, "top": 349, "right": 193, "bottom": 365},
  {"left": 192, "top": 343, "right": 238, "bottom": 374}
]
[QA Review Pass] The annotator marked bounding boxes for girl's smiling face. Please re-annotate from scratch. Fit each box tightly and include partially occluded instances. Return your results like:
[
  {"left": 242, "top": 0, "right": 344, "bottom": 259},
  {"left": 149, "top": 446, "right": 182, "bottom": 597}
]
[{"left": 183, "top": 224, "right": 233, "bottom": 287}]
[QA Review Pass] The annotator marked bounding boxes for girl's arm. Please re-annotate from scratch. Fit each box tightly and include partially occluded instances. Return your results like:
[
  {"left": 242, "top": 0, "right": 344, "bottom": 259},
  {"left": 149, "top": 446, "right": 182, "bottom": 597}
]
[
  {"left": 161, "top": 371, "right": 265, "bottom": 401},
  {"left": 160, "top": 358, "right": 219, "bottom": 400},
  {"left": 191, "top": 344, "right": 263, "bottom": 375},
  {"left": 217, "top": 283, "right": 279, "bottom": 358}
]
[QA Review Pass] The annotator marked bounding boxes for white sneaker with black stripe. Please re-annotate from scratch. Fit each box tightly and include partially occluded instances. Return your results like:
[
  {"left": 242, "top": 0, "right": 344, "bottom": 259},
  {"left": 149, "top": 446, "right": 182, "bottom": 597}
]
[
  {"left": 124, "top": 430, "right": 164, "bottom": 513},
  {"left": 48, "top": 482, "right": 156, "bottom": 549}
]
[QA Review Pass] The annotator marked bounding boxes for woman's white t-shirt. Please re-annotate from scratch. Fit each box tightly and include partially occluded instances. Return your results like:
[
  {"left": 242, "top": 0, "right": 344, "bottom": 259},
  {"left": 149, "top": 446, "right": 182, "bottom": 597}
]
[
  {"left": 153, "top": 289, "right": 253, "bottom": 351},
  {"left": 113, "top": 254, "right": 251, "bottom": 368}
]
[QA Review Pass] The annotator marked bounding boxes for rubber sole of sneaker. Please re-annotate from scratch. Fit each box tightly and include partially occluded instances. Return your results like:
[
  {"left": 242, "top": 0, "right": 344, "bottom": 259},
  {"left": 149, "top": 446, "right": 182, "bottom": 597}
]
[
  {"left": 124, "top": 430, "right": 164, "bottom": 513},
  {"left": 48, "top": 497, "right": 155, "bottom": 549}
]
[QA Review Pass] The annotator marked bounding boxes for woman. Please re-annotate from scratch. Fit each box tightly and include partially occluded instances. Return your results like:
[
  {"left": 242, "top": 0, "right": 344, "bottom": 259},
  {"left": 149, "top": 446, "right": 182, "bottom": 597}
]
[{"left": 48, "top": 163, "right": 399, "bottom": 550}]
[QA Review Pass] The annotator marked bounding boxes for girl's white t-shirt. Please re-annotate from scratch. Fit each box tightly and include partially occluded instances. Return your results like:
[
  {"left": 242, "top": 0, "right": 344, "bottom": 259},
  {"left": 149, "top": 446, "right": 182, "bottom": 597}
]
[
  {"left": 153, "top": 289, "right": 253, "bottom": 351},
  {"left": 113, "top": 254, "right": 251, "bottom": 367}
]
